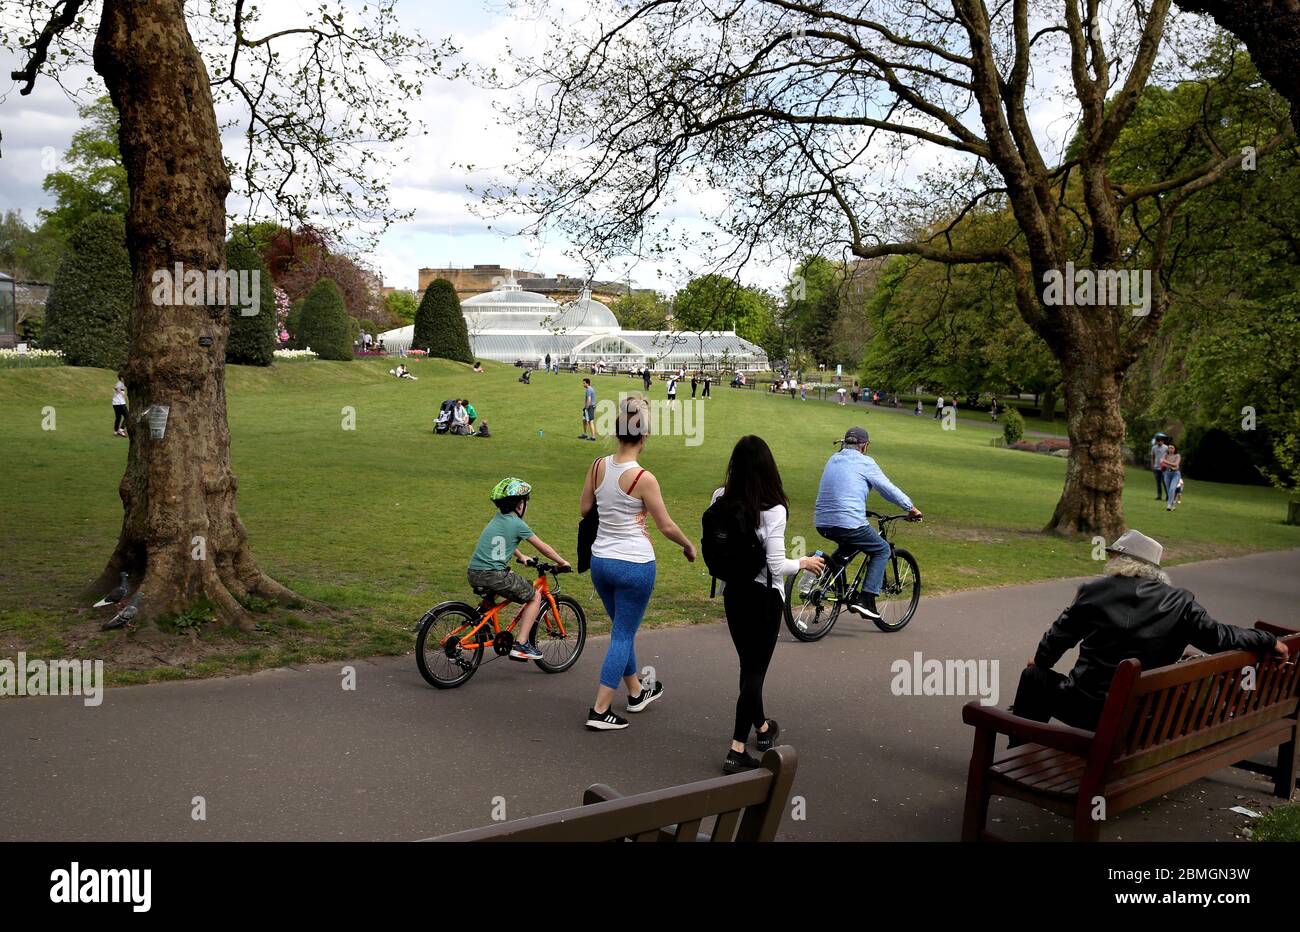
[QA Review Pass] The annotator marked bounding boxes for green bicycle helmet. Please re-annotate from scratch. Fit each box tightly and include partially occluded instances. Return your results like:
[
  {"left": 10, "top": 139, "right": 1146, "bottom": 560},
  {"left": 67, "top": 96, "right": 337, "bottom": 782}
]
[{"left": 490, "top": 477, "right": 532, "bottom": 501}]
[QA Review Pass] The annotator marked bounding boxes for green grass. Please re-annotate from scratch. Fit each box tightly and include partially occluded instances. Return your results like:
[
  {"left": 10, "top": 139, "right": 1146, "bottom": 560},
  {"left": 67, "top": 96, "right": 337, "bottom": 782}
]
[
  {"left": 2, "top": 356, "right": 1297, "bottom": 681},
  {"left": 1250, "top": 803, "right": 1300, "bottom": 841}
]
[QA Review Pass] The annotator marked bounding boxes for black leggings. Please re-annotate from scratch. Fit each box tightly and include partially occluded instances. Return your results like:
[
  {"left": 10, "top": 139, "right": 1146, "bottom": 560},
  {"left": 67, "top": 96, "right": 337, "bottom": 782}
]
[
  {"left": 113, "top": 404, "right": 128, "bottom": 431},
  {"left": 723, "top": 580, "right": 782, "bottom": 744}
]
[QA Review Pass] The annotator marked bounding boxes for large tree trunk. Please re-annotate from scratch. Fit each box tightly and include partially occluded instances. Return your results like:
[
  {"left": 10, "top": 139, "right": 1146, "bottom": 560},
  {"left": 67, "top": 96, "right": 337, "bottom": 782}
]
[
  {"left": 88, "top": 0, "right": 298, "bottom": 628},
  {"left": 1044, "top": 328, "right": 1128, "bottom": 539},
  {"left": 1040, "top": 383, "right": 1057, "bottom": 424}
]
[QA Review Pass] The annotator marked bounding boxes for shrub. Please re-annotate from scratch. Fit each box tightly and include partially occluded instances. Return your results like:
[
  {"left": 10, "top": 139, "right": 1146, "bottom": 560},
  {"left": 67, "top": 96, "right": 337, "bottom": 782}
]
[
  {"left": 224, "top": 237, "right": 277, "bottom": 366},
  {"left": 1003, "top": 407, "right": 1025, "bottom": 445},
  {"left": 285, "top": 298, "right": 305, "bottom": 348},
  {"left": 42, "top": 213, "right": 131, "bottom": 368},
  {"left": 413, "top": 277, "right": 473, "bottom": 363},
  {"left": 296, "top": 279, "right": 352, "bottom": 360},
  {"left": 1182, "top": 424, "right": 1269, "bottom": 486}
]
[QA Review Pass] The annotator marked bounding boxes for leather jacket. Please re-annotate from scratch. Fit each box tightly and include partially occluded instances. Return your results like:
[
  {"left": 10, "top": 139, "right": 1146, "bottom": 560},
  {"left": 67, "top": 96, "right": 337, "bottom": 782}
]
[{"left": 1035, "top": 574, "right": 1277, "bottom": 702}]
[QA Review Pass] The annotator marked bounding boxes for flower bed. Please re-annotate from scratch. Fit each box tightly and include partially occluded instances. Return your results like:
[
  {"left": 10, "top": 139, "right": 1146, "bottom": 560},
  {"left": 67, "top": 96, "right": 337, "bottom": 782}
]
[
  {"left": 0, "top": 348, "right": 65, "bottom": 368},
  {"left": 273, "top": 348, "right": 318, "bottom": 362}
]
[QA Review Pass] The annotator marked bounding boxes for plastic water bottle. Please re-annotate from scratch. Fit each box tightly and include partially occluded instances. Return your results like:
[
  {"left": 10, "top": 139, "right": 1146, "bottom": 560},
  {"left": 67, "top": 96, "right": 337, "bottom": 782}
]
[
  {"left": 538, "top": 429, "right": 544, "bottom": 439},
  {"left": 799, "top": 550, "right": 826, "bottom": 595}
]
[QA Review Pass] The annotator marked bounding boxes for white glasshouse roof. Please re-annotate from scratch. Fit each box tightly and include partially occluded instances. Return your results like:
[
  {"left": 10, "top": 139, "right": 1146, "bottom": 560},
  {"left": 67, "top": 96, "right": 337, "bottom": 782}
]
[{"left": 378, "top": 279, "right": 768, "bottom": 368}]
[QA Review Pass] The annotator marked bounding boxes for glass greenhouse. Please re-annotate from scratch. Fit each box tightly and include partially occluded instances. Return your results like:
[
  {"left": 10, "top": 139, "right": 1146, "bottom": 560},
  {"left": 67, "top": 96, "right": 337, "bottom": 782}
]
[{"left": 379, "top": 279, "right": 768, "bottom": 371}]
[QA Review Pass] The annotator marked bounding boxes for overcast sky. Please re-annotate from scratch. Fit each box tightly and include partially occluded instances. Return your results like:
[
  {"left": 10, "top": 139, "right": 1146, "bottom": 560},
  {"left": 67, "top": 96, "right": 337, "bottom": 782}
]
[{"left": 1, "top": 1, "right": 1199, "bottom": 294}]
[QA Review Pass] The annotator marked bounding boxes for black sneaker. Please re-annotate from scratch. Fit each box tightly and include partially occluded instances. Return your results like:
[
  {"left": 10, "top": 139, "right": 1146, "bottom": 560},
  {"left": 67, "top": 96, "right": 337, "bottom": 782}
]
[
  {"left": 847, "top": 593, "right": 882, "bottom": 621},
  {"left": 626, "top": 680, "right": 664, "bottom": 713},
  {"left": 723, "top": 749, "right": 762, "bottom": 774},
  {"left": 755, "top": 718, "right": 780, "bottom": 752},
  {"left": 586, "top": 707, "right": 629, "bottom": 731}
]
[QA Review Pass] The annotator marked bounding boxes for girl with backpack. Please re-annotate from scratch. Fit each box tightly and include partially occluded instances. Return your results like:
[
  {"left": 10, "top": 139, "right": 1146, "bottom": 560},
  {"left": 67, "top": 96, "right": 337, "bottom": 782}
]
[{"left": 708, "top": 436, "right": 825, "bottom": 774}]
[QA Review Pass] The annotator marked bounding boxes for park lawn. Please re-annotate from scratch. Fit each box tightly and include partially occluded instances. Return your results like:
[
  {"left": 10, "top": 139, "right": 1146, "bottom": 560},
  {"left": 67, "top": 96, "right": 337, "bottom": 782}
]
[{"left": 2, "top": 357, "right": 1297, "bottom": 683}]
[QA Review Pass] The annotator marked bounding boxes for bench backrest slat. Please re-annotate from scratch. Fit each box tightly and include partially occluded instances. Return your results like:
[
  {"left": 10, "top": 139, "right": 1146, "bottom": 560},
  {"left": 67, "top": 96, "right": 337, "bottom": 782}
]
[
  {"left": 1107, "top": 633, "right": 1300, "bottom": 778},
  {"left": 427, "top": 746, "right": 797, "bottom": 842}
]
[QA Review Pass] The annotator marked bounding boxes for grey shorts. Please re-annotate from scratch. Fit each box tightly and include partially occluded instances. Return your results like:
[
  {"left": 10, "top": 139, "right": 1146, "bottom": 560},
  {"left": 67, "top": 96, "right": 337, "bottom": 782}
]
[
  {"left": 583, "top": 405, "right": 596, "bottom": 421},
  {"left": 467, "top": 567, "right": 535, "bottom": 603}
]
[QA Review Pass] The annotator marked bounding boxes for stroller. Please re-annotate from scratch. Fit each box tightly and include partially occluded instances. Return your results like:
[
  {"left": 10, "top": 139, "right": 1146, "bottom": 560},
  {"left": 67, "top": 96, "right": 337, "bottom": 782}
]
[{"left": 434, "top": 399, "right": 458, "bottom": 434}]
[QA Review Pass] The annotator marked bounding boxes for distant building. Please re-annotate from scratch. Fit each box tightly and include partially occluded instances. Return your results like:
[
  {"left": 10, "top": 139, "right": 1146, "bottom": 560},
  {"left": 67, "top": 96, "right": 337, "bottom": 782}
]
[
  {"left": 380, "top": 275, "right": 766, "bottom": 371},
  {"left": 416, "top": 264, "right": 629, "bottom": 306}
]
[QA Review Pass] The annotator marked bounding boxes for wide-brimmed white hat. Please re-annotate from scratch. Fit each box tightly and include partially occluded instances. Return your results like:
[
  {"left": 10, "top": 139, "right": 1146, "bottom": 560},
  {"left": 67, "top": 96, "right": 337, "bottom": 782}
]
[{"left": 1105, "top": 529, "right": 1163, "bottom": 567}]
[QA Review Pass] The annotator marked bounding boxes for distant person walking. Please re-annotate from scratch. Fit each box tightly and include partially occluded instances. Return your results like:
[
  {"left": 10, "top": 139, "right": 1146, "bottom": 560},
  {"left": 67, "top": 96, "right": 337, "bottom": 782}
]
[
  {"left": 1160, "top": 443, "right": 1182, "bottom": 512},
  {"left": 579, "top": 378, "right": 597, "bottom": 442},
  {"left": 691, "top": 374, "right": 698, "bottom": 398},
  {"left": 711, "top": 436, "right": 824, "bottom": 774},
  {"left": 667, "top": 372, "right": 679, "bottom": 404},
  {"left": 1150, "top": 434, "right": 1169, "bottom": 501},
  {"left": 914, "top": 399, "right": 923, "bottom": 416},
  {"left": 934, "top": 394, "right": 944, "bottom": 419},
  {"left": 702, "top": 374, "right": 711, "bottom": 398},
  {"left": 111, "top": 372, "right": 128, "bottom": 437},
  {"left": 642, "top": 367, "right": 652, "bottom": 392},
  {"left": 580, "top": 397, "right": 696, "bottom": 730}
]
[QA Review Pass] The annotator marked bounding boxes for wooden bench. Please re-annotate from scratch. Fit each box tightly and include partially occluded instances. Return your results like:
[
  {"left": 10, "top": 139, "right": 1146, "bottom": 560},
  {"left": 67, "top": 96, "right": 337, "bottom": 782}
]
[
  {"left": 424, "top": 746, "right": 797, "bottom": 842},
  {"left": 962, "top": 621, "right": 1300, "bottom": 841}
]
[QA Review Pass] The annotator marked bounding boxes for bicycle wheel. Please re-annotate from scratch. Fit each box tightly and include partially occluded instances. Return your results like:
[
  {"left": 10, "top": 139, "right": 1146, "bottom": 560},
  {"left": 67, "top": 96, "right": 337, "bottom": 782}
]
[
  {"left": 873, "top": 548, "right": 921, "bottom": 632},
  {"left": 530, "top": 594, "right": 586, "bottom": 674},
  {"left": 415, "top": 602, "right": 486, "bottom": 688},
  {"left": 784, "top": 564, "right": 844, "bottom": 642}
]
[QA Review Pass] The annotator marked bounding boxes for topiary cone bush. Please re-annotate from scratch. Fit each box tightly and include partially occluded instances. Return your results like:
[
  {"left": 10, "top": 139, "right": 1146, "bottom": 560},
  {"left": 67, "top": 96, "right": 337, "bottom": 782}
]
[
  {"left": 43, "top": 213, "right": 131, "bottom": 368},
  {"left": 1003, "top": 407, "right": 1025, "bottom": 445},
  {"left": 225, "top": 236, "right": 277, "bottom": 366},
  {"left": 296, "top": 278, "right": 352, "bottom": 360},
  {"left": 413, "top": 277, "right": 473, "bottom": 363}
]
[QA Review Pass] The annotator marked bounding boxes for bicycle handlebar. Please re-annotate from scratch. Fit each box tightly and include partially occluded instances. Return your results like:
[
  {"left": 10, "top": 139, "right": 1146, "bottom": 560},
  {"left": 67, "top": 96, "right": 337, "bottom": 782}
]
[
  {"left": 521, "top": 559, "right": 572, "bottom": 574},
  {"left": 867, "top": 510, "right": 923, "bottom": 523}
]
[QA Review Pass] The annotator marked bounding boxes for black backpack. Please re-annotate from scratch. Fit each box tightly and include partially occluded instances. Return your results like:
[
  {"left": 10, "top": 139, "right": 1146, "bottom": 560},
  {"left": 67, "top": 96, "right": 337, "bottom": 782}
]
[{"left": 701, "top": 497, "right": 768, "bottom": 596}]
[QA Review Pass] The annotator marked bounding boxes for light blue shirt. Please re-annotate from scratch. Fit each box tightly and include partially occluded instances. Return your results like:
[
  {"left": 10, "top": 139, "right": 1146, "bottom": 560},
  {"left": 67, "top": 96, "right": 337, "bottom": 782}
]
[{"left": 813, "top": 448, "right": 913, "bottom": 528}]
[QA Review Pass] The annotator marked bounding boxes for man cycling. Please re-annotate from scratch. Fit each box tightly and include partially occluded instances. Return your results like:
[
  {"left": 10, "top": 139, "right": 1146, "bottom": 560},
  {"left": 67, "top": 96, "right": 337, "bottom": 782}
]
[{"left": 814, "top": 427, "right": 922, "bottom": 621}]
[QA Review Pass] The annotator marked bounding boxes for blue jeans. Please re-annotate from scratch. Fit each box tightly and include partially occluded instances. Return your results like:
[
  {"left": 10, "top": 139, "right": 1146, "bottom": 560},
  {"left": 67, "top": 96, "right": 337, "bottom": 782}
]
[
  {"left": 589, "top": 556, "right": 656, "bottom": 689},
  {"left": 817, "top": 524, "right": 890, "bottom": 595},
  {"left": 1165, "top": 469, "right": 1182, "bottom": 507}
]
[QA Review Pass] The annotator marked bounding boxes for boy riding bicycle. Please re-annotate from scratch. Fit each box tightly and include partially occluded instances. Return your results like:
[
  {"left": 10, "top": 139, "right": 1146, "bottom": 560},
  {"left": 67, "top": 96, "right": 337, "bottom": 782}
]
[
  {"left": 467, "top": 477, "right": 571, "bottom": 661},
  {"left": 813, "top": 427, "right": 922, "bottom": 621}
]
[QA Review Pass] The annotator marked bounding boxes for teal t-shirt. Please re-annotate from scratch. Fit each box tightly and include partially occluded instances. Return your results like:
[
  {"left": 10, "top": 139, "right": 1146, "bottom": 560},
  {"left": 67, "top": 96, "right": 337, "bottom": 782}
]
[{"left": 468, "top": 512, "right": 534, "bottom": 571}]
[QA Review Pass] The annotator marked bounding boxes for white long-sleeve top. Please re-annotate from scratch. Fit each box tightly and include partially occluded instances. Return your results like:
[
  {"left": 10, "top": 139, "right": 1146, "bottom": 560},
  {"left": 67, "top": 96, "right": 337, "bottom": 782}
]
[{"left": 711, "top": 488, "right": 802, "bottom": 600}]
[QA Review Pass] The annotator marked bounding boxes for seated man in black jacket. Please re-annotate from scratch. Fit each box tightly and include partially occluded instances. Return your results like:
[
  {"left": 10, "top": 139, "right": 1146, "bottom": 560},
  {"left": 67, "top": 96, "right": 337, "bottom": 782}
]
[{"left": 1012, "top": 529, "right": 1289, "bottom": 732}]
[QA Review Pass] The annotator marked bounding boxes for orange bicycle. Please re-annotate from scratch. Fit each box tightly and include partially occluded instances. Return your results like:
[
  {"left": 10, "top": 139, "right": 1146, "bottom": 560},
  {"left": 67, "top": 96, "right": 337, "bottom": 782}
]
[{"left": 415, "top": 560, "right": 587, "bottom": 688}]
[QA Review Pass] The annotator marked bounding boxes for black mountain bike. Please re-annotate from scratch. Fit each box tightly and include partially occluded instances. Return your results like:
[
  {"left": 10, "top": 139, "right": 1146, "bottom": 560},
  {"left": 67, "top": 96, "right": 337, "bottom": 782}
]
[{"left": 784, "top": 511, "right": 922, "bottom": 641}]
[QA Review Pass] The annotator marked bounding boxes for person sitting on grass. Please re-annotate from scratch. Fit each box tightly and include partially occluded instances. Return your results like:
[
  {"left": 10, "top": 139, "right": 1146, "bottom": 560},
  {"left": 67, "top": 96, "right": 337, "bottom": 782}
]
[
  {"left": 467, "top": 478, "right": 571, "bottom": 662},
  {"left": 472, "top": 360, "right": 484, "bottom": 373},
  {"left": 391, "top": 363, "right": 417, "bottom": 380},
  {"left": 1011, "top": 529, "right": 1288, "bottom": 737}
]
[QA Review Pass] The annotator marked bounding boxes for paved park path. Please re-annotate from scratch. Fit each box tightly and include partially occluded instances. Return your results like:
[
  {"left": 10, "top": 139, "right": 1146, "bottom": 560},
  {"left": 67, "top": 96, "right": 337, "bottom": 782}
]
[{"left": 3, "top": 548, "right": 1297, "bottom": 841}]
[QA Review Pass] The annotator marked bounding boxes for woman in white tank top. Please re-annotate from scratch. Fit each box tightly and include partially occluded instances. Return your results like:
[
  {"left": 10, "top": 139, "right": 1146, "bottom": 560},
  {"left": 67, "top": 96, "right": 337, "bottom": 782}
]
[{"left": 579, "top": 396, "right": 696, "bottom": 731}]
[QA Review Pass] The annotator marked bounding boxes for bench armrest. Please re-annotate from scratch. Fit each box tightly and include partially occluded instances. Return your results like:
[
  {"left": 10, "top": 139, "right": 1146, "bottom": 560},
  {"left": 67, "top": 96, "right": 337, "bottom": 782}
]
[
  {"left": 1255, "top": 620, "right": 1299, "bottom": 637},
  {"left": 582, "top": 783, "right": 623, "bottom": 806},
  {"left": 962, "top": 701, "right": 1095, "bottom": 757}
]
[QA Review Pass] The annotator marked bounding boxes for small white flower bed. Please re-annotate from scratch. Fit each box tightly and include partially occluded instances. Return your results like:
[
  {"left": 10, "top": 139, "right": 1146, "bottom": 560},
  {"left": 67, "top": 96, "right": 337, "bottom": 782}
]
[
  {"left": 273, "top": 348, "right": 318, "bottom": 361},
  {"left": 0, "top": 347, "right": 65, "bottom": 368}
]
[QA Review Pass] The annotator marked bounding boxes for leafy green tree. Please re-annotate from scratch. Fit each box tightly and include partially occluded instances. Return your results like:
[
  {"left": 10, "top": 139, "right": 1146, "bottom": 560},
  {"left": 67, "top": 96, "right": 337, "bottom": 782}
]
[
  {"left": 39, "top": 97, "right": 129, "bottom": 242},
  {"left": 0, "top": 210, "right": 63, "bottom": 282},
  {"left": 285, "top": 298, "right": 306, "bottom": 349},
  {"left": 383, "top": 290, "right": 418, "bottom": 326},
  {"left": 413, "top": 278, "right": 473, "bottom": 363},
  {"left": 42, "top": 214, "right": 131, "bottom": 368},
  {"left": 297, "top": 279, "right": 353, "bottom": 361},
  {"left": 224, "top": 237, "right": 277, "bottom": 366},
  {"left": 611, "top": 290, "right": 670, "bottom": 329}
]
